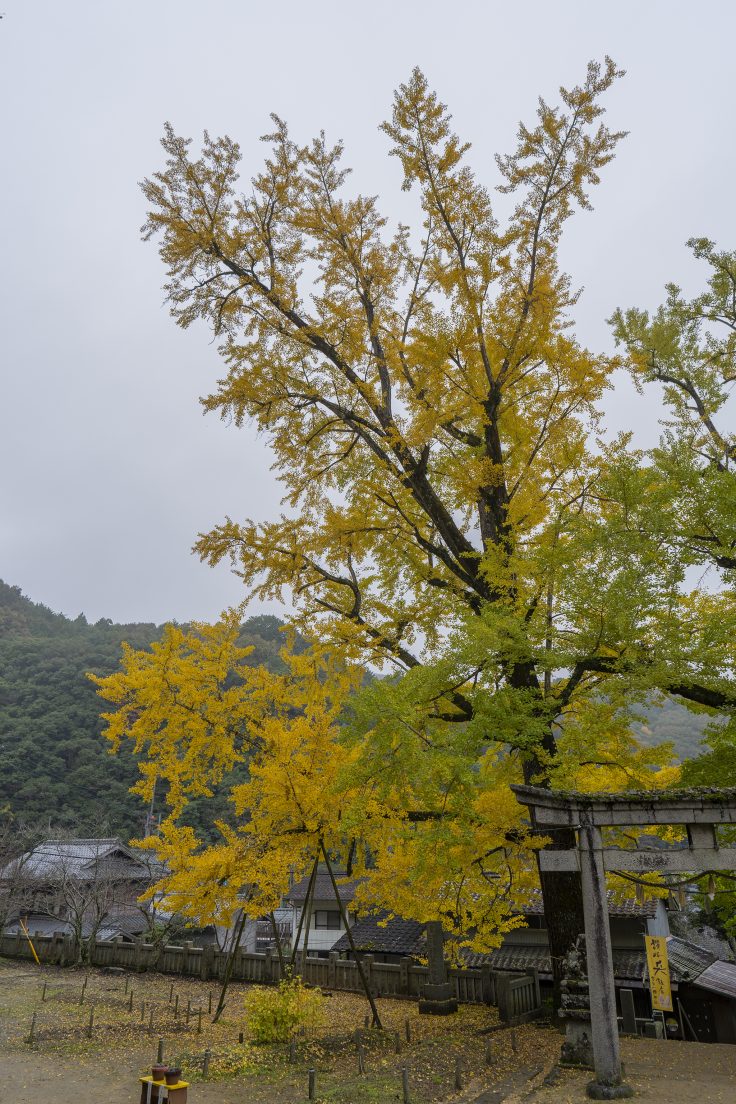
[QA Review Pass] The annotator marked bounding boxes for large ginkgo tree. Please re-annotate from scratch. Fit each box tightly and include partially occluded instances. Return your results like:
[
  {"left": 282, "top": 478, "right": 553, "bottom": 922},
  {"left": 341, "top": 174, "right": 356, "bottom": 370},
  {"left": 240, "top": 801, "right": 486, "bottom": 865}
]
[{"left": 113, "top": 59, "right": 736, "bottom": 995}]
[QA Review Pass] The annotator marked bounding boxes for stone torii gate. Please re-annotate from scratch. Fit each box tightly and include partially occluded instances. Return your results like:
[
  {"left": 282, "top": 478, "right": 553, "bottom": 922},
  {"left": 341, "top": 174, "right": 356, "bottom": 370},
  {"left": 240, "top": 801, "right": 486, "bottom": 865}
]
[{"left": 512, "top": 785, "right": 736, "bottom": 1100}]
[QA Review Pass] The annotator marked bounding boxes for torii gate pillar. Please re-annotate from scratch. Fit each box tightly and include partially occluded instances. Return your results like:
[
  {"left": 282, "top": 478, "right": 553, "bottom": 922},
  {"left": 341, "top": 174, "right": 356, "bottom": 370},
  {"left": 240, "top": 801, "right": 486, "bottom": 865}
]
[
  {"left": 512, "top": 784, "right": 736, "bottom": 1100},
  {"left": 578, "top": 818, "right": 631, "bottom": 1098}
]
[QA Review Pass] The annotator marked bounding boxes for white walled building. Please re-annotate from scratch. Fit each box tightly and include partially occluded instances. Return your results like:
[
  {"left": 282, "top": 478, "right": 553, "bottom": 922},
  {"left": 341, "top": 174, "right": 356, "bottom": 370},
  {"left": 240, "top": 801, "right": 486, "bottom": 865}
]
[{"left": 284, "top": 871, "right": 359, "bottom": 957}]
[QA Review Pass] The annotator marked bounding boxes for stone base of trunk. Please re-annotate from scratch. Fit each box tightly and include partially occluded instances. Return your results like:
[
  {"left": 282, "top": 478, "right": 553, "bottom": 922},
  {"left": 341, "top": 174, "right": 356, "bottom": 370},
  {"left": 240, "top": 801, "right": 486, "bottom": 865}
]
[
  {"left": 585, "top": 1079, "right": 634, "bottom": 1100},
  {"left": 418, "top": 982, "right": 458, "bottom": 1015}
]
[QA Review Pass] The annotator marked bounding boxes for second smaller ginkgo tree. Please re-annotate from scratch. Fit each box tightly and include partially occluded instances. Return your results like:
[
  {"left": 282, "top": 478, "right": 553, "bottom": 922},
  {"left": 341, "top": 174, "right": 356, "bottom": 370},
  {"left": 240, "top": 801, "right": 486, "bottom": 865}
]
[{"left": 92, "top": 612, "right": 551, "bottom": 1023}]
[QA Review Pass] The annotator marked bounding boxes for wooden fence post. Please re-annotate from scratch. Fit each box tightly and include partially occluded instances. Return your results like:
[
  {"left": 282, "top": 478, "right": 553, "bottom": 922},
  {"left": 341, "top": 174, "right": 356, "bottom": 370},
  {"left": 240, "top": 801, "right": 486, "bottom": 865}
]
[
  {"left": 495, "top": 973, "right": 512, "bottom": 1023},
  {"left": 328, "top": 951, "right": 338, "bottom": 990},
  {"left": 399, "top": 957, "right": 411, "bottom": 996},
  {"left": 201, "top": 942, "right": 215, "bottom": 981},
  {"left": 525, "top": 967, "right": 541, "bottom": 1011},
  {"left": 271, "top": 949, "right": 282, "bottom": 984},
  {"left": 363, "top": 954, "right": 374, "bottom": 996},
  {"left": 481, "top": 964, "right": 493, "bottom": 1006}
]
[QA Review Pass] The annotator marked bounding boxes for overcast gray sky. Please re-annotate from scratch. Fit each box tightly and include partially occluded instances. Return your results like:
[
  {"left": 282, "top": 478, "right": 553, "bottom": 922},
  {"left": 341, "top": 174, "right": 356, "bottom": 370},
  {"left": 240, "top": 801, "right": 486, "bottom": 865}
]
[{"left": 1, "top": 1, "right": 734, "bottom": 625}]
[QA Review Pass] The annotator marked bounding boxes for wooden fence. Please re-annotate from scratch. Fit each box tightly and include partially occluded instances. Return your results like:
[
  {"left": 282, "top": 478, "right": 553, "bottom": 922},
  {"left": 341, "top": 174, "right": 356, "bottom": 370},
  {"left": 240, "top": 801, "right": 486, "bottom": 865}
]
[{"left": 0, "top": 929, "right": 541, "bottom": 1023}]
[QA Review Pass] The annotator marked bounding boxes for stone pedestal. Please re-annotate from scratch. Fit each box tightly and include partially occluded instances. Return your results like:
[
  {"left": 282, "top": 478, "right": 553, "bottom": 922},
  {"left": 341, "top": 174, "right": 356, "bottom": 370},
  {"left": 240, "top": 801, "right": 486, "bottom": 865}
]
[
  {"left": 418, "top": 922, "right": 458, "bottom": 1015},
  {"left": 559, "top": 937, "right": 594, "bottom": 1071},
  {"left": 418, "top": 981, "right": 458, "bottom": 1015}
]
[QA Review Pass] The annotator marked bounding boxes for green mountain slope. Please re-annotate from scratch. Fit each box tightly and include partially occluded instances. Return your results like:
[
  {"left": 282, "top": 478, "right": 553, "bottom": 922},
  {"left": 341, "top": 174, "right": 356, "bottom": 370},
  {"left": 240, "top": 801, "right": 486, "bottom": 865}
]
[{"left": 0, "top": 581, "right": 291, "bottom": 839}]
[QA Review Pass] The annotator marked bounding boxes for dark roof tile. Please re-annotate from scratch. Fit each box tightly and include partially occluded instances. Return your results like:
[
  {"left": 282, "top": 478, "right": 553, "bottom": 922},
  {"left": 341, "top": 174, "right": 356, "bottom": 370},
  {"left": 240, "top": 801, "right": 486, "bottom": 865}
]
[
  {"left": 285, "top": 873, "right": 361, "bottom": 904},
  {"left": 331, "top": 912, "right": 425, "bottom": 956}
]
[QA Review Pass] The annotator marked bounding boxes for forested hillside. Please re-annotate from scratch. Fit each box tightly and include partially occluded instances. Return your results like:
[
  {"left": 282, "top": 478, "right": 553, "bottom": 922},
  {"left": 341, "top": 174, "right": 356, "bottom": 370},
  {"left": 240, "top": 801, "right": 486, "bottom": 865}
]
[
  {"left": 0, "top": 580, "right": 716, "bottom": 844},
  {"left": 634, "top": 696, "right": 716, "bottom": 762},
  {"left": 0, "top": 581, "right": 292, "bottom": 839}
]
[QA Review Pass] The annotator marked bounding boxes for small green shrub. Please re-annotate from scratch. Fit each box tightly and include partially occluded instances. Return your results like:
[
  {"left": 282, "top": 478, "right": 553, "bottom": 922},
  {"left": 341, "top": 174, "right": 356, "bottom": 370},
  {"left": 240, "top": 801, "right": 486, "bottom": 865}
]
[{"left": 244, "top": 977, "right": 326, "bottom": 1043}]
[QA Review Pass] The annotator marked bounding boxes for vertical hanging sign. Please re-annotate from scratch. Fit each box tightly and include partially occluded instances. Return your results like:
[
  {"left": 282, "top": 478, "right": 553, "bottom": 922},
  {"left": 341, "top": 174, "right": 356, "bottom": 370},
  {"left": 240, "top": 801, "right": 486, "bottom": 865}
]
[{"left": 645, "top": 934, "right": 673, "bottom": 1012}]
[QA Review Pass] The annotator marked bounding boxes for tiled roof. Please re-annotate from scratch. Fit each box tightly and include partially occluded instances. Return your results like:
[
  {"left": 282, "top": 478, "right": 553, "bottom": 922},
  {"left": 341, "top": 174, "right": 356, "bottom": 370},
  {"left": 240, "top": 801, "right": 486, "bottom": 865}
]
[
  {"left": 285, "top": 873, "right": 361, "bottom": 904},
  {"left": 463, "top": 946, "right": 650, "bottom": 982},
  {"left": 3, "top": 909, "right": 149, "bottom": 940},
  {"left": 523, "top": 889, "right": 656, "bottom": 919},
  {"left": 331, "top": 912, "right": 425, "bottom": 956},
  {"left": 97, "top": 911, "right": 149, "bottom": 940},
  {"left": 665, "top": 936, "right": 717, "bottom": 982},
  {"left": 331, "top": 909, "right": 658, "bottom": 985},
  {"left": 0, "top": 839, "right": 152, "bottom": 881},
  {"left": 694, "top": 960, "right": 736, "bottom": 1000}
]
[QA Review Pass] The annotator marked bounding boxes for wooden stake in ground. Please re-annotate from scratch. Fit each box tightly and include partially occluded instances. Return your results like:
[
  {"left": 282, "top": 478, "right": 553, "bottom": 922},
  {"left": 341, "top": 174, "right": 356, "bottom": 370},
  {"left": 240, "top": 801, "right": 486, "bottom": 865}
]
[
  {"left": 485, "top": 1039, "right": 494, "bottom": 1065},
  {"left": 26, "top": 1012, "right": 36, "bottom": 1045},
  {"left": 124, "top": 976, "right": 129, "bottom": 995},
  {"left": 197, "top": 1007, "right": 202, "bottom": 1034},
  {"left": 394, "top": 1030, "right": 402, "bottom": 1054},
  {"left": 202, "top": 1047, "right": 211, "bottom": 1078},
  {"left": 174, "top": 994, "right": 179, "bottom": 1019},
  {"left": 289, "top": 1037, "right": 297, "bottom": 1063},
  {"left": 212, "top": 902, "right": 251, "bottom": 1023},
  {"left": 168, "top": 982, "right": 174, "bottom": 1003},
  {"left": 87, "top": 1008, "right": 94, "bottom": 1039},
  {"left": 318, "top": 846, "right": 382, "bottom": 1027},
  {"left": 41, "top": 981, "right": 47, "bottom": 1002},
  {"left": 149, "top": 1007, "right": 155, "bottom": 1031},
  {"left": 402, "top": 1066, "right": 410, "bottom": 1104},
  {"left": 208, "top": 991, "right": 212, "bottom": 1014},
  {"left": 269, "top": 910, "right": 287, "bottom": 976},
  {"left": 357, "top": 1040, "right": 366, "bottom": 1074},
  {"left": 157, "top": 1038, "right": 164, "bottom": 1063},
  {"left": 128, "top": 990, "right": 134, "bottom": 1013},
  {"left": 405, "top": 1017, "right": 412, "bottom": 1043},
  {"left": 308, "top": 1068, "right": 316, "bottom": 1100},
  {"left": 454, "top": 1057, "right": 464, "bottom": 1091},
  {"left": 290, "top": 856, "right": 319, "bottom": 974},
  {"left": 186, "top": 998, "right": 191, "bottom": 1024}
]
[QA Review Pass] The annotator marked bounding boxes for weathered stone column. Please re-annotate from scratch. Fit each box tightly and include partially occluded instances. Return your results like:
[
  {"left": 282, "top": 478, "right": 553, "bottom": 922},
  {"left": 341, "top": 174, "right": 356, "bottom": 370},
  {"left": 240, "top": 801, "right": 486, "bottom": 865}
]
[
  {"left": 418, "top": 921, "right": 458, "bottom": 1015},
  {"left": 578, "top": 819, "right": 632, "bottom": 1100}
]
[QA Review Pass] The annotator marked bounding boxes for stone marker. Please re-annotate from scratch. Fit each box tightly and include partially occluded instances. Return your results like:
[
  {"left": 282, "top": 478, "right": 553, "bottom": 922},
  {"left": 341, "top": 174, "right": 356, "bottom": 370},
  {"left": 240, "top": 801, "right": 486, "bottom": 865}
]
[{"left": 620, "top": 989, "right": 637, "bottom": 1036}]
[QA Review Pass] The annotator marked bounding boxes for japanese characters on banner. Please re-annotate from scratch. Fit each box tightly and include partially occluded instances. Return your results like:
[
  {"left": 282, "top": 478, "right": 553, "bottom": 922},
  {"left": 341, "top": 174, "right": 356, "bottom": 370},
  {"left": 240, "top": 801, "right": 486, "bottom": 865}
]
[{"left": 645, "top": 934, "right": 673, "bottom": 1013}]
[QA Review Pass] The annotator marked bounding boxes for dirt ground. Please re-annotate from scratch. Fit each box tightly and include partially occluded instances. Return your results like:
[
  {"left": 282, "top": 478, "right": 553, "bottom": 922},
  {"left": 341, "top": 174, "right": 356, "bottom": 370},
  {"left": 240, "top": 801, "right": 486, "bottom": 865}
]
[
  {"left": 1, "top": 959, "right": 735, "bottom": 1103},
  {"left": 0, "top": 959, "right": 555, "bottom": 1103},
  {"left": 502, "top": 1036, "right": 736, "bottom": 1103}
]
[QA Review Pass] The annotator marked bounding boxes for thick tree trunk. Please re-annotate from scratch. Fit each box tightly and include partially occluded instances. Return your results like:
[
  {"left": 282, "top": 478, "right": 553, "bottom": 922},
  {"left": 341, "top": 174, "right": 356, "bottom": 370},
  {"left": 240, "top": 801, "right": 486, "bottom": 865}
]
[
  {"left": 518, "top": 694, "right": 587, "bottom": 1014},
  {"left": 536, "top": 834, "right": 586, "bottom": 1013}
]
